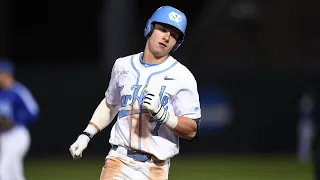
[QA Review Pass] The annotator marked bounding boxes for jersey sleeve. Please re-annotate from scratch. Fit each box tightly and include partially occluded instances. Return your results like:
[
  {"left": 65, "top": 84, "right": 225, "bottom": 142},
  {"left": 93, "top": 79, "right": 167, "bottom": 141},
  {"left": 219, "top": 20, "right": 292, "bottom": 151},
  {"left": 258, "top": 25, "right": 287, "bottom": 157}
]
[
  {"left": 105, "top": 60, "right": 120, "bottom": 106},
  {"left": 14, "top": 84, "right": 40, "bottom": 125},
  {"left": 173, "top": 73, "right": 201, "bottom": 119}
]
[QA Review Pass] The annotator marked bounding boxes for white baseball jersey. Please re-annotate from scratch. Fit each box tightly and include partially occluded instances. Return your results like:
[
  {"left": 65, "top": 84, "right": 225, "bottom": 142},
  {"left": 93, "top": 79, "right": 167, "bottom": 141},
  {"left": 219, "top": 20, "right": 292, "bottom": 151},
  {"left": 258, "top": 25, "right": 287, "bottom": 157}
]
[{"left": 105, "top": 52, "right": 201, "bottom": 160}]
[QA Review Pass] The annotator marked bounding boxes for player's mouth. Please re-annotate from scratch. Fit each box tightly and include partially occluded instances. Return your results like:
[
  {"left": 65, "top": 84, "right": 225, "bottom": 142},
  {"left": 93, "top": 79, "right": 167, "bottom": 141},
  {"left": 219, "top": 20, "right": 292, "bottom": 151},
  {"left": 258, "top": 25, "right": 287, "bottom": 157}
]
[{"left": 159, "top": 42, "right": 167, "bottom": 48}]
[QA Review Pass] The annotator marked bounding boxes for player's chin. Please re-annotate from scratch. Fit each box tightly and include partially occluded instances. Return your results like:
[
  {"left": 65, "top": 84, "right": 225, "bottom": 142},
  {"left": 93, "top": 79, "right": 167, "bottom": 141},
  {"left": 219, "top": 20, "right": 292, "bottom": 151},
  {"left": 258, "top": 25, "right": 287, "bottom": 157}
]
[{"left": 154, "top": 49, "right": 170, "bottom": 58}]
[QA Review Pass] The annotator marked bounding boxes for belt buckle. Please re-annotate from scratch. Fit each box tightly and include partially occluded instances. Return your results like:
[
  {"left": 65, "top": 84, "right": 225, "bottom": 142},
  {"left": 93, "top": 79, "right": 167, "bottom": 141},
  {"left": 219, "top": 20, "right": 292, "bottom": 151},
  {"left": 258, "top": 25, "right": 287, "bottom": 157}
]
[
  {"left": 133, "top": 154, "right": 149, "bottom": 162},
  {"left": 130, "top": 150, "right": 150, "bottom": 162}
]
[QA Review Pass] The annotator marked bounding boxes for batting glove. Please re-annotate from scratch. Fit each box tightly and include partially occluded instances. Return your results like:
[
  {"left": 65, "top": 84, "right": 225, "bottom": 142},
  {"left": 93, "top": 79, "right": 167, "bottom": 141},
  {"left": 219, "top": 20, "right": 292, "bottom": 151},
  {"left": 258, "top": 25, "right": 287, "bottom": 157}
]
[
  {"left": 69, "top": 134, "right": 91, "bottom": 160},
  {"left": 143, "top": 88, "right": 169, "bottom": 123}
]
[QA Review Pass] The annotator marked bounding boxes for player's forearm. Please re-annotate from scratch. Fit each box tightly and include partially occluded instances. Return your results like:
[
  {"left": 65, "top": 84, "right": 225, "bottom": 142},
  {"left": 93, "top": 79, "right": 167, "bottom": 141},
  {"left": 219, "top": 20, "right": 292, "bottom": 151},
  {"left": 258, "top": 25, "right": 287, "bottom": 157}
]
[
  {"left": 17, "top": 110, "right": 38, "bottom": 125},
  {"left": 83, "top": 98, "right": 119, "bottom": 137},
  {"left": 166, "top": 115, "right": 197, "bottom": 140}
]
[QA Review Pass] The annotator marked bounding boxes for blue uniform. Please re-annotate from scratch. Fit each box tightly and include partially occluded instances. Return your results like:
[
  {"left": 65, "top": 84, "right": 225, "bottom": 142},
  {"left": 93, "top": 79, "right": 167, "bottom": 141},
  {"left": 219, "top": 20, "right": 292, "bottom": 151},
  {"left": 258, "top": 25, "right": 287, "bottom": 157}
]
[
  {"left": 0, "top": 82, "right": 39, "bottom": 127},
  {"left": 0, "top": 81, "right": 39, "bottom": 180}
]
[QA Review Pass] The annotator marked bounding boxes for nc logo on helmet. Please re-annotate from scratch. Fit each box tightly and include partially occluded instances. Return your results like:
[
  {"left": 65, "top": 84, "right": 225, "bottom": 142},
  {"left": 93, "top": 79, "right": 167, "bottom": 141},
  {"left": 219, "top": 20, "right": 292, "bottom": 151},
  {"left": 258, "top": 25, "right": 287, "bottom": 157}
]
[{"left": 168, "top": 12, "right": 182, "bottom": 23}]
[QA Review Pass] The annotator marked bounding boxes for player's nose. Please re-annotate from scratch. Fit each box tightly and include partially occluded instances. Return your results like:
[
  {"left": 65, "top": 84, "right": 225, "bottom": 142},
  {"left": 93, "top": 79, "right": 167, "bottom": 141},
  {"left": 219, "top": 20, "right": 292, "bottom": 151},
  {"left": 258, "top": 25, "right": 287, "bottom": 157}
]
[{"left": 163, "top": 34, "right": 170, "bottom": 43}]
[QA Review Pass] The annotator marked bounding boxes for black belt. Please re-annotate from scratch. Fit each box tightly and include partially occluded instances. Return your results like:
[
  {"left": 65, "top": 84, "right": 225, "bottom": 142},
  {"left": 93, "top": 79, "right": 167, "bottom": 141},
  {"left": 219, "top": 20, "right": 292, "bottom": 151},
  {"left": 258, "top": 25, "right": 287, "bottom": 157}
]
[{"left": 112, "top": 145, "right": 152, "bottom": 162}]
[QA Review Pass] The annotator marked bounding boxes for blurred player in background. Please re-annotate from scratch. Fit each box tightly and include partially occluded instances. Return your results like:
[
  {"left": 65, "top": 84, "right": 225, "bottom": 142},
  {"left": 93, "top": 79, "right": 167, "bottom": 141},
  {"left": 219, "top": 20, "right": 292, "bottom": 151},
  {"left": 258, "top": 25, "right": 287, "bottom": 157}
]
[
  {"left": 0, "top": 59, "right": 40, "bottom": 180},
  {"left": 313, "top": 91, "right": 320, "bottom": 180},
  {"left": 69, "top": 5, "right": 201, "bottom": 180},
  {"left": 297, "top": 91, "right": 315, "bottom": 163}
]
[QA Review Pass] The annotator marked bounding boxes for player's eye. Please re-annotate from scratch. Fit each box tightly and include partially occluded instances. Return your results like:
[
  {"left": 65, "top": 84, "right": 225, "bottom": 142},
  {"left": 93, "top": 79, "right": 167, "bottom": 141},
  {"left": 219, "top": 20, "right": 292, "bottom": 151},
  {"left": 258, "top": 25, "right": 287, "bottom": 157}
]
[
  {"left": 156, "top": 24, "right": 169, "bottom": 32},
  {"left": 160, "top": 27, "right": 167, "bottom": 32},
  {"left": 170, "top": 32, "right": 179, "bottom": 41}
]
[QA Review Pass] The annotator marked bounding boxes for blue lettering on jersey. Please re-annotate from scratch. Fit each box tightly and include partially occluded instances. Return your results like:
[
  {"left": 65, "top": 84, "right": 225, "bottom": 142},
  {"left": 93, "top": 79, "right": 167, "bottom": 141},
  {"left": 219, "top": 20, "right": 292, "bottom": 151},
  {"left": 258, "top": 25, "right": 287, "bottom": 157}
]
[
  {"left": 120, "top": 85, "right": 169, "bottom": 108},
  {"left": 120, "top": 95, "right": 131, "bottom": 107},
  {"left": 159, "top": 85, "right": 166, "bottom": 100},
  {"left": 119, "top": 85, "right": 170, "bottom": 136},
  {"left": 130, "top": 85, "right": 142, "bottom": 106}
]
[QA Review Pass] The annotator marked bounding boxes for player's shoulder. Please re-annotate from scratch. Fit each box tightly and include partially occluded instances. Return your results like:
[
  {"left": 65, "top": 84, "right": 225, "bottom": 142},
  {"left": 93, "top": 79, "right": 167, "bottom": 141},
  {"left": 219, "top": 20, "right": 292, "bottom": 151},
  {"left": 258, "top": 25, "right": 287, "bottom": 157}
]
[
  {"left": 12, "top": 82, "right": 30, "bottom": 94},
  {"left": 12, "top": 81, "right": 39, "bottom": 112},
  {"left": 11, "top": 82, "right": 35, "bottom": 99},
  {"left": 170, "top": 56, "right": 196, "bottom": 81}
]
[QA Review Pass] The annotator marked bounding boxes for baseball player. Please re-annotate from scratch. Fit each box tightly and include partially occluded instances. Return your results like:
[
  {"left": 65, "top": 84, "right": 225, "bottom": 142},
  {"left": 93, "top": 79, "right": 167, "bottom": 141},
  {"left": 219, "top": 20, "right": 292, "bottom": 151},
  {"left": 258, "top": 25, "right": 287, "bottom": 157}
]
[
  {"left": 69, "top": 6, "right": 201, "bottom": 180},
  {"left": 0, "top": 60, "right": 40, "bottom": 180}
]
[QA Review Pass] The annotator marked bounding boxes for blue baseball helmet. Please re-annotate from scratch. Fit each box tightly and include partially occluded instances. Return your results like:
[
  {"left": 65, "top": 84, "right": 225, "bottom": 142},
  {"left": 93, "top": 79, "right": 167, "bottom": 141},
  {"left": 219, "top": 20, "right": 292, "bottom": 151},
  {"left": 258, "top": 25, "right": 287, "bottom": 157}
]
[
  {"left": 144, "top": 6, "right": 187, "bottom": 51},
  {"left": 0, "top": 59, "right": 14, "bottom": 75}
]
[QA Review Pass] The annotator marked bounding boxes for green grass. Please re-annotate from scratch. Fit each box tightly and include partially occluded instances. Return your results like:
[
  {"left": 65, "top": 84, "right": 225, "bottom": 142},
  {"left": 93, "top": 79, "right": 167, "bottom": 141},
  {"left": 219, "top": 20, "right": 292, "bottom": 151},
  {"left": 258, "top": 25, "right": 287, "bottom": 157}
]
[{"left": 25, "top": 154, "right": 313, "bottom": 180}]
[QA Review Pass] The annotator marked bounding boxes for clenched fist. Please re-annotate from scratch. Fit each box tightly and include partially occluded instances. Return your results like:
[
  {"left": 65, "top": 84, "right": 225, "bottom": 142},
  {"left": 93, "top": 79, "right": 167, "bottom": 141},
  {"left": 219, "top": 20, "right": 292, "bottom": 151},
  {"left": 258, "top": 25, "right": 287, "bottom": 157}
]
[
  {"left": 69, "top": 134, "right": 91, "bottom": 160},
  {"left": 143, "top": 88, "right": 169, "bottom": 123}
]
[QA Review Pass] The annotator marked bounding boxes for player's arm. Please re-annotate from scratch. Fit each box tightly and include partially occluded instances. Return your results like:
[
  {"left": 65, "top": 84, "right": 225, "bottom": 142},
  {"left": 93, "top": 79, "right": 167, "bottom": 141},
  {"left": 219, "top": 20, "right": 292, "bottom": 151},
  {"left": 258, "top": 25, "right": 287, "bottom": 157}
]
[
  {"left": 0, "top": 116, "right": 14, "bottom": 131},
  {"left": 143, "top": 101, "right": 198, "bottom": 140},
  {"left": 70, "top": 59, "right": 121, "bottom": 160},
  {"left": 143, "top": 88, "right": 201, "bottom": 141},
  {"left": 83, "top": 98, "right": 120, "bottom": 136},
  {"left": 15, "top": 85, "right": 40, "bottom": 125},
  {"left": 69, "top": 98, "right": 119, "bottom": 160},
  {"left": 167, "top": 116, "right": 199, "bottom": 140}
]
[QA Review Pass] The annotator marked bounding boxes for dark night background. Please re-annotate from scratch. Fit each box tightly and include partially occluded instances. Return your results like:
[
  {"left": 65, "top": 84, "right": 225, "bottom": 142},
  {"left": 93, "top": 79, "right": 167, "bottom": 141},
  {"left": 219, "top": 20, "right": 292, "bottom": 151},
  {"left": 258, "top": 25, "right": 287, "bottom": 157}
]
[{"left": 1, "top": 0, "right": 320, "bottom": 159}]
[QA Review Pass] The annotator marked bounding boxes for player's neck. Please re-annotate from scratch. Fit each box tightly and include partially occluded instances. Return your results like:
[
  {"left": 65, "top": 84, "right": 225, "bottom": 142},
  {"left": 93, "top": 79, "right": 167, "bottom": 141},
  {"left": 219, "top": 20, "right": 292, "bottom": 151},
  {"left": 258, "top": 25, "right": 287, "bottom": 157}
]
[
  {"left": 142, "top": 49, "right": 168, "bottom": 64},
  {"left": 0, "top": 79, "right": 14, "bottom": 89}
]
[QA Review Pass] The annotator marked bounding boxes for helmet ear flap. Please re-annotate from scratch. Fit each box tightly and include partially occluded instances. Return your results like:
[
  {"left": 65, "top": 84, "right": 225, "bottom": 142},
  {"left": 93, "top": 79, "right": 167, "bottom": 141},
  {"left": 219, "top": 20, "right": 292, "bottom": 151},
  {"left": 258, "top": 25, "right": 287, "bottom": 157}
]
[{"left": 146, "top": 23, "right": 154, "bottom": 38}]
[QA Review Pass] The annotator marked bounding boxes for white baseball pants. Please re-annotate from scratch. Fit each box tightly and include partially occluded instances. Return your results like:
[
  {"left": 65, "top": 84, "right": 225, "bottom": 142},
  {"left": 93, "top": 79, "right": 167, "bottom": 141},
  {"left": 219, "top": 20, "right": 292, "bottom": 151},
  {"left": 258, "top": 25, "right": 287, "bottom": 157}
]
[{"left": 0, "top": 125, "right": 30, "bottom": 180}]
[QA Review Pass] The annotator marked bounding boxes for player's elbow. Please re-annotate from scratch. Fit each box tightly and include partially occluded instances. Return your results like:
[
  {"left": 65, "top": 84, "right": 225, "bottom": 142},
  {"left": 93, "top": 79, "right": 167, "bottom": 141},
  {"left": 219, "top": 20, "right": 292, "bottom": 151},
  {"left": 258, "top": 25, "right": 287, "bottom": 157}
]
[
  {"left": 185, "top": 130, "right": 197, "bottom": 141},
  {"left": 176, "top": 117, "right": 199, "bottom": 140},
  {"left": 184, "top": 119, "right": 200, "bottom": 141},
  {"left": 184, "top": 128, "right": 197, "bottom": 140}
]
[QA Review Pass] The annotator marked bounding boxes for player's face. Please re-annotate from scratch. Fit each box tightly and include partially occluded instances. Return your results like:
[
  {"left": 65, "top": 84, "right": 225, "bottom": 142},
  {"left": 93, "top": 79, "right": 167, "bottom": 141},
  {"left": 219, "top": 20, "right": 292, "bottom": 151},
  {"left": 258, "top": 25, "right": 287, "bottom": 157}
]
[
  {"left": 147, "top": 23, "right": 180, "bottom": 57},
  {"left": 0, "top": 72, "right": 12, "bottom": 88}
]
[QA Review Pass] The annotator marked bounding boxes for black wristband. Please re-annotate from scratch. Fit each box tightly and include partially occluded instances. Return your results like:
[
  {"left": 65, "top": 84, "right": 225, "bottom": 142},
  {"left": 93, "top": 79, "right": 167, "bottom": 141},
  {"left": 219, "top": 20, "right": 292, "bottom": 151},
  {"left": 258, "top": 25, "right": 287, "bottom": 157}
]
[{"left": 81, "top": 132, "right": 93, "bottom": 139}]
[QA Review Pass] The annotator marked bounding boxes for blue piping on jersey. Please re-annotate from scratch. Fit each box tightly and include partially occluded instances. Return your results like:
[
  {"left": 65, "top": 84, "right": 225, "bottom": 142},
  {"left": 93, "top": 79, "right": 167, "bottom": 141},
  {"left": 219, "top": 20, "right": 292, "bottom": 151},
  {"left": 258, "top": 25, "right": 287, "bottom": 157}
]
[
  {"left": 138, "top": 104, "right": 143, "bottom": 150},
  {"left": 139, "top": 53, "right": 171, "bottom": 68},
  {"left": 145, "top": 60, "right": 179, "bottom": 87},
  {"left": 140, "top": 60, "right": 178, "bottom": 148},
  {"left": 131, "top": 54, "right": 179, "bottom": 151},
  {"left": 130, "top": 55, "right": 141, "bottom": 148},
  {"left": 8, "top": 82, "right": 39, "bottom": 126},
  {"left": 131, "top": 56, "right": 141, "bottom": 83}
]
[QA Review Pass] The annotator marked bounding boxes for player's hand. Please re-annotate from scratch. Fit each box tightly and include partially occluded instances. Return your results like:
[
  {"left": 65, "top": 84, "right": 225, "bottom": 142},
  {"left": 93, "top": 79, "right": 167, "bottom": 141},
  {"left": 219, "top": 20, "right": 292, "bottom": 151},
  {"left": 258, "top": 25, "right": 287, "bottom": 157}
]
[
  {"left": 69, "top": 134, "right": 90, "bottom": 160},
  {"left": 143, "top": 88, "right": 169, "bottom": 123},
  {"left": 0, "top": 117, "right": 13, "bottom": 131}
]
